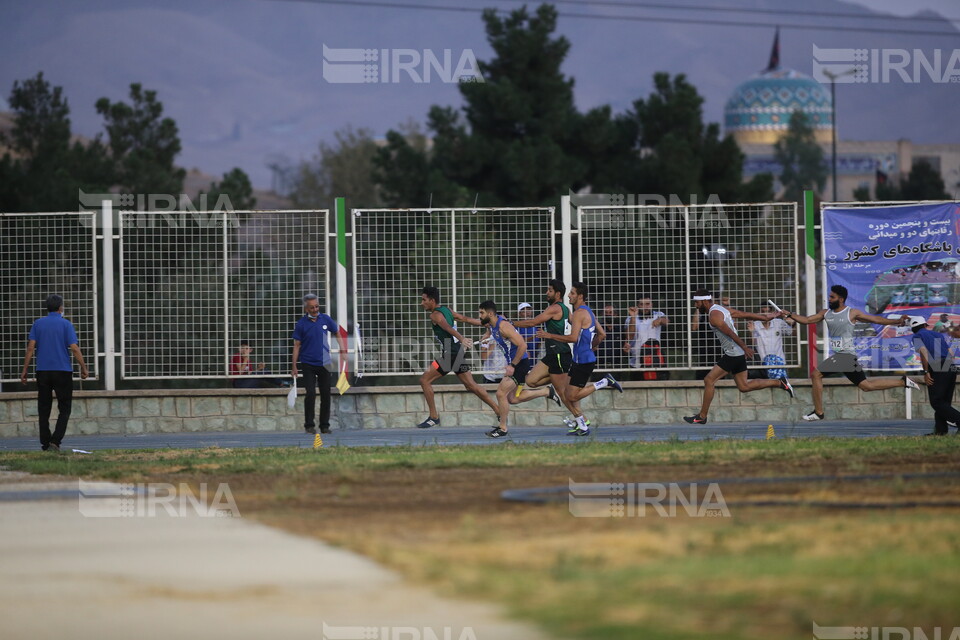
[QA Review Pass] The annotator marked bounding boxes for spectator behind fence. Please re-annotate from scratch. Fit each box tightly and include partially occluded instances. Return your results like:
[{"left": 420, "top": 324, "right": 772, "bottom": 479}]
[
  {"left": 598, "top": 304, "right": 626, "bottom": 369},
  {"left": 626, "top": 295, "right": 669, "bottom": 380},
  {"left": 20, "top": 294, "right": 89, "bottom": 452},
  {"left": 231, "top": 340, "right": 288, "bottom": 388},
  {"left": 750, "top": 303, "right": 795, "bottom": 379},
  {"left": 515, "top": 302, "right": 541, "bottom": 361}
]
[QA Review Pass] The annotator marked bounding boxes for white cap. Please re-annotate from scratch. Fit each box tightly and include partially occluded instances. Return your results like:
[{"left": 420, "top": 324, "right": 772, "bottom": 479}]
[
  {"left": 908, "top": 315, "right": 928, "bottom": 329},
  {"left": 517, "top": 302, "right": 532, "bottom": 311}
]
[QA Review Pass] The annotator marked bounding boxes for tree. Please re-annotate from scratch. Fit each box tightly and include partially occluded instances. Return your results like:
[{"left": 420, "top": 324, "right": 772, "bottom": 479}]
[
  {"left": 291, "top": 125, "right": 382, "bottom": 209},
  {"left": 203, "top": 167, "right": 257, "bottom": 210},
  {"left": 773, "top": 111, "right": 827, "bottom": 203},
  {"left": 376, "top": 4, "right": 588, "bottom": 207},
  {"left": 629, "top": 73, "right": 773, "bottom": 204},
  {"left": 0, "top": 72, "right": 110, "bottom": 212},
  {"left": 901, "top": 159, "right": 949, "bottom": 200},
  {"left": 373, "top": 119, "right": 467, "bottom": 208},
  {"left": 95, "top": 83, "right": 185, "bottom": 196}
]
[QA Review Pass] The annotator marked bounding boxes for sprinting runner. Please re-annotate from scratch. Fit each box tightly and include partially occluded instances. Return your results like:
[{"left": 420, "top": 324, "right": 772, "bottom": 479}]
[
  {"left": 514, "top": 279, "right": 580, "bottom": 422},
  {"left": 536, "top": 282, "right": 622, "bottom": 436},
  {"left": 684, "top": 289, "right": 795, "bottom": 425},
  {"left": 417, "top": 286, "right": 499, "bottom": 428},
  {"left": 459, "top": 300, "right": 561, "bottom": 438},
  {"left": 785, "top": 284, "right": 916, "bottom": 421}
]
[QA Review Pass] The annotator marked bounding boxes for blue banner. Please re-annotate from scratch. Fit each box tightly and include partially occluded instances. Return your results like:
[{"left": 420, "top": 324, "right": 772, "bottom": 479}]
[{"left": 822, "top": 202, "right": 960, "bottom": 370}]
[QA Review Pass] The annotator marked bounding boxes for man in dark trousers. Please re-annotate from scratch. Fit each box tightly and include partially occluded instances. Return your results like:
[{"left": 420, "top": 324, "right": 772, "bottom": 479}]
[
  {"left": 908, "top": 316, "right": 960, "bottom": 435},
  {"left": 292, "top": 293, "right": 346, "bottom": 434},
  {"left": 20, "top": 294, "right": 89, "bottom": 451}
]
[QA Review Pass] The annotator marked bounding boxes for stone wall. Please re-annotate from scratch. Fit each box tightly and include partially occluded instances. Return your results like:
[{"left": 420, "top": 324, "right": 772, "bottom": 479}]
[{"left": 0, "top": 379, "right": 944, "bottom": 438}]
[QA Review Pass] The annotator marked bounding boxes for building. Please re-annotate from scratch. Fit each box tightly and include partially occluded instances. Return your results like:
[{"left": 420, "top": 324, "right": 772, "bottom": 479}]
[{"left": 724, "top": 32, "right": 960, "bottom": 201}]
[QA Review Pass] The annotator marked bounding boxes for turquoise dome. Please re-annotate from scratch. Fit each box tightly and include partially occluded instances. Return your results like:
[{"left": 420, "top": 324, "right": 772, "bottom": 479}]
[{"left": 724, "top": 68, "right": 833, "bottom": 144}]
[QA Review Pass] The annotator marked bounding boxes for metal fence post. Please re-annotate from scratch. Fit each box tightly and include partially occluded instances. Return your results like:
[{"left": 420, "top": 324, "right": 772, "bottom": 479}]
[
  {"left": 560, "top": 195, "right": 573, "bottom": 289},
  {"left": 102, "top": 200, "right": 116, "bottom": 390}
]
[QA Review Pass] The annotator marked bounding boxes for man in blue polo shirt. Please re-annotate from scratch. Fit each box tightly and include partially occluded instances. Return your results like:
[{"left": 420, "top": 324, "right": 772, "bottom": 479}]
[
  {"left": 20, "top": 294, "right": 89, "bottom": 451},
  {"left": 908, "top": 315, "right": 960, "bottom": 436},
  {"left": 292, "top": 293, "right": 346, "bottom": 434}
]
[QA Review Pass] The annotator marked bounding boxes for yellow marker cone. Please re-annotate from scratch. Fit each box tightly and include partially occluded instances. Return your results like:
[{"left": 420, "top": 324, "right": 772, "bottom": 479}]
[
  {"left": 766, "top": 424, "right": 775, "bottom": 440},
  {"left": 313, "top": 433, "right": 323, "bottom": 449}
]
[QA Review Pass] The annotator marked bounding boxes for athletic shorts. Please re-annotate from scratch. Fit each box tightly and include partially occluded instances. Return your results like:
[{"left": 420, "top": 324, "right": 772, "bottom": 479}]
[
  {"left": 541, "top": 351, "right": 573, "bottom": 375},
  {"left": 716, "top": 354, "right": 748, "bottom": 375},
  {"left": 432, "top": 346, "right": 470, "bottom": 376},
  {"left": 818, "top": 352, "right": 867, "bottom": 385},
  {"left": 509, "top": 358, "right": 533, "bottom": 385},
  {"left": 568, "top": 362, "right": 596, "bottom": 388}
]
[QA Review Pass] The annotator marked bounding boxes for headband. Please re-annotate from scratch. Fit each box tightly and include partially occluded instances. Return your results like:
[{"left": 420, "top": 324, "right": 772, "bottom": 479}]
[{"left": 692, "top": 295, "right": 712, "bottom": 301}]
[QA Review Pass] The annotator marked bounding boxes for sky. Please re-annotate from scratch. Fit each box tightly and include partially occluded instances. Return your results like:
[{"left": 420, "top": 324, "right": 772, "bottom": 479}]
[{"left": 1, "top": 0, "right": 958, "bottom": 190}]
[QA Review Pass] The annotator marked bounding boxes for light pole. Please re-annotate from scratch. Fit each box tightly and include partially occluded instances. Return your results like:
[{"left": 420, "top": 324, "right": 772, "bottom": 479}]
[
  {"left": 822, "top": 67, "right": 857, "bottom": 201},
  {"left": 702, "top": 244, "right": 735, "bottom": 296}
]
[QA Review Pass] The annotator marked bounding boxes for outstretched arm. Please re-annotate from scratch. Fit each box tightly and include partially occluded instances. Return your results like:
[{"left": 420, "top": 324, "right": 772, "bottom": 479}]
[
  {"left": 451, "top": 310, "right": 482, "bottom": 327},
  {"left": 850, "top": 308, "right": 906, "bottom": 326},
  {"left": 514, "top": 304, "right": 561, "bottom": 328},
  {"left": 730, "top": 308, "right": 778, "bottom": 322},
  {"left": 784, "top": 309, "right": 827, "bottom": 325},
  {"left": 536, "top": 309, "right": 584, "bottom": 344}
]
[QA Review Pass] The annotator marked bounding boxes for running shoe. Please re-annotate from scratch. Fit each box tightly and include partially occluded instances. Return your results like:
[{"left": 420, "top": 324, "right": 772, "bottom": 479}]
[
  {"left": 547, "top": 385, "right": 562, "bottom": 406},
  {"left": 802, "top": 411, "right": 824, "bottom": 421},
  {"left": 683, "top": 414, "right": 707, "bottom": 425},
  {"left": 569, "top": 427, "right": 591, "bottom": 437},
  {"left": 417, "top": 417, "right": 440, "bottom": 428},
  {"left": 779, "top": 377, "right": 796, "bottom": 399},
  {"left": 604, "top": 373, "right": 623, "bottom": 393},
  {"left": 487, "top": 427, "right": 509, "bottom": 438}
]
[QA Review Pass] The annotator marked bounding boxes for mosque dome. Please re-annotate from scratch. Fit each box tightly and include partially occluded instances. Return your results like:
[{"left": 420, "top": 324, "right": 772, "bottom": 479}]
[{"left": 724, "top": 43, "right": 833, "bottom": 145}]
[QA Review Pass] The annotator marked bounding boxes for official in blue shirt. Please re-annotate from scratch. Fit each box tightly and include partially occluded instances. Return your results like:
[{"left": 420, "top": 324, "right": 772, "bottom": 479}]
[
  {"left": 909, "top": 315, "right": 960, "bottom": 436},
  {"left": 20, "top": 294, "right": 89, "bottom": 451},
  {"left": 292, "top": 293, "right": 343, "bottom": 434}
]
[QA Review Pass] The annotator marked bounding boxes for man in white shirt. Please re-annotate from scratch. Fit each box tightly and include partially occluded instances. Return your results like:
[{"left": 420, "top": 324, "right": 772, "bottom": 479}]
[
  {"left": 626, "top": 295, "right": 669, "bottom": 377},
  {"left": 750, "top": 303, "right": 795, "bottom": 379}
]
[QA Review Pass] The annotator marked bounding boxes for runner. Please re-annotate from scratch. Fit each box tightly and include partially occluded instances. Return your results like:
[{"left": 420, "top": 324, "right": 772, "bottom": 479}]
[
  {"left": 684, "top": 289, "right": 795, "bottom": 425},
  {"left": 417, "top": 286, "right": 500, "bottom": 428},
  {"left": 536, "top": 282, "right": 622, "bottom": 436},
  {"left": 785, "top": 284, "right": 915, "bottom": 421}
]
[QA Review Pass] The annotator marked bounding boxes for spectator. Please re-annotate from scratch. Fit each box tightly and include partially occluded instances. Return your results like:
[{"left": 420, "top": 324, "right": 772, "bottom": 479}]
[
  {"left": 231, "top": 340, "right": 286, "bottom": 388},
  {"left": 20, "top": 294, "right": 88, "bottom": 452},
  {"left": 750, "top": 303, "right": 796, "bottom": 379},
  {"left": 514, "top": 302, "right": 540, "bottom": 360},
  {"left": 626, "top": 295, "right": 669, "bottom": 380},
  {"left": 933, "top": 313, "right": 951, "bottom": 334},
  {"left": 598, "top": 304, "right": 626, "bottom": 369}
]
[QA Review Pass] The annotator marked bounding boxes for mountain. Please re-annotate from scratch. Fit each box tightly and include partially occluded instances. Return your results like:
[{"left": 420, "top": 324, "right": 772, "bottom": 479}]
[{"left": 0, "top": 0, "right": 957, "bottom": 190}]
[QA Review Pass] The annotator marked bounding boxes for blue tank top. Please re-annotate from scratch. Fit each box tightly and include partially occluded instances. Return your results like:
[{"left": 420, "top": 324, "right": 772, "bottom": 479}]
[
  {"left": 492, "top": 316, "right": 527, "bottom": 363},
  {"left": 572, "top": 305, "right": 598, "bottom": 364}
]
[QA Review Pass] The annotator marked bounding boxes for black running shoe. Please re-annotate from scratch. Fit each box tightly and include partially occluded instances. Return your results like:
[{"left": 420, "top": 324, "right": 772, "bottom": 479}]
[
  {"left": 604, "top": 373, "right": 623, "bottom": 393},
  {"left": 683, "top": 414, "right": 707, "bottom": 425},
  {"left": 417, "top": 417, "right": 440, "bottom": 428},
  {"left": 487, "top": 427, "right": 509, "bottom": 438},
  {"left": 547, "top": 385, "right": 562, "bottom": 406}
]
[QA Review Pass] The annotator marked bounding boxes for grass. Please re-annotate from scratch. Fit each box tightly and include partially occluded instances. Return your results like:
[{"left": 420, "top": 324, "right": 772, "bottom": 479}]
[
  {"left": 1, "top": 436, "right": 958, "bottom": 479},
  {"left": 2, "top": 436, "right": 959, "bottom": 640}
]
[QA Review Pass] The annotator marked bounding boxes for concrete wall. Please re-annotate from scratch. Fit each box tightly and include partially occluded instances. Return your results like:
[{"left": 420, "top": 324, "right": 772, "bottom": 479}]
[{"left": 0, "top": 379, "right": 943, "bottom": 438}]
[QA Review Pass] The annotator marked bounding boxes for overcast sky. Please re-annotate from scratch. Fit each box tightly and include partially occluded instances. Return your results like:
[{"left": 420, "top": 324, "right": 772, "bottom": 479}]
[{"left": 1, "top": 0, "right": 958, "bottom": 190}]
